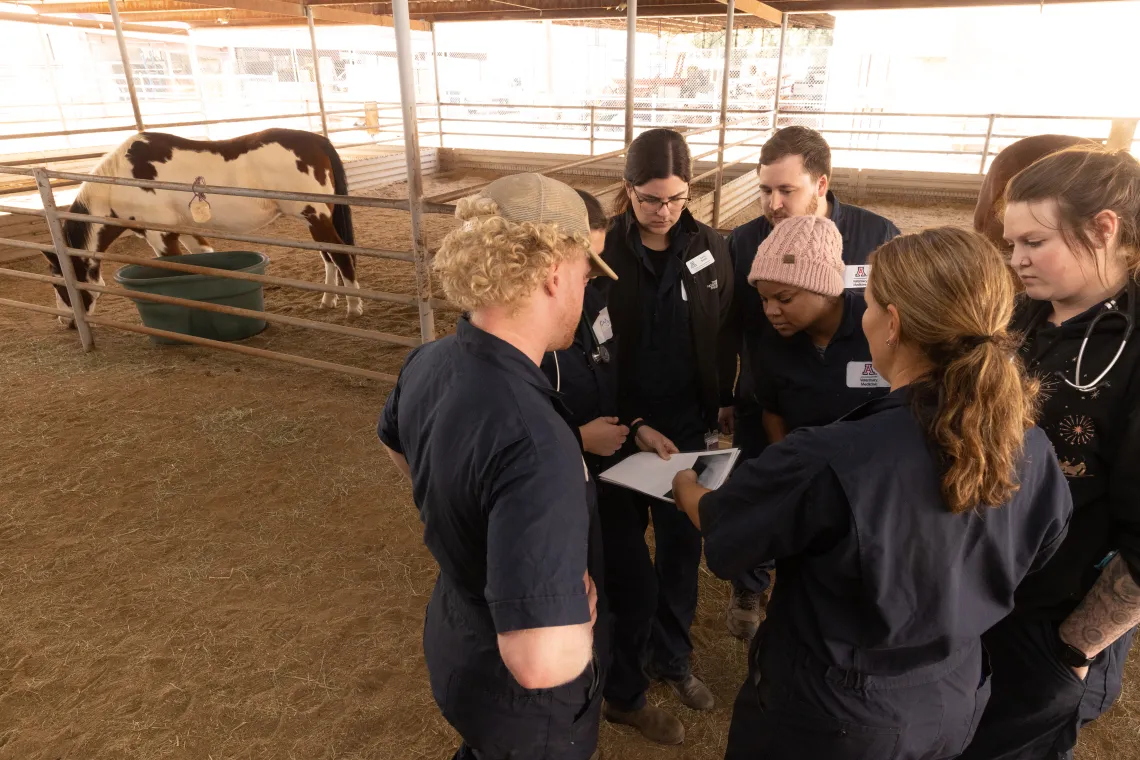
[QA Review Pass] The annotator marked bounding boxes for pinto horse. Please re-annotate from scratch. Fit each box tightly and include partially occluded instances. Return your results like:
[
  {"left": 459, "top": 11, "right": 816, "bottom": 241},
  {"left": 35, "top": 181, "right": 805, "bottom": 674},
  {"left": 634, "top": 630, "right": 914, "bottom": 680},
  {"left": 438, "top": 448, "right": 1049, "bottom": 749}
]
[
  {"left": 973, "top": 134, "right": 1098, "bottom": 253},
  {"left": 48, "top": 128, "right": 360, "bottom": 326}
]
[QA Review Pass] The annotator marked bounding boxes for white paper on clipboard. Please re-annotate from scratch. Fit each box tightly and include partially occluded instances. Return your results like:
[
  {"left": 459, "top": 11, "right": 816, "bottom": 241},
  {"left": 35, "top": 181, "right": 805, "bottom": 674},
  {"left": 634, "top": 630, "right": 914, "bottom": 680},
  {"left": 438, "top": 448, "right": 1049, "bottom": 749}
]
[{"left": 598, "top": 448, "right": 741, "bottom": 503}]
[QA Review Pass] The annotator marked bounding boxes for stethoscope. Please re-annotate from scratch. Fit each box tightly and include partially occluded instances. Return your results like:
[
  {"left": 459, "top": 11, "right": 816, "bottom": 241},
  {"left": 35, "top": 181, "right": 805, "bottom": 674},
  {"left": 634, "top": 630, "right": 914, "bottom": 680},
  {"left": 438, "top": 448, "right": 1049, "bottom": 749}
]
[
  {"left": 552, "top": 316, "right": 610, "bottom": 392},
  {"left": 1058, "top": 281, "right": 1136, "bottom": 393}
]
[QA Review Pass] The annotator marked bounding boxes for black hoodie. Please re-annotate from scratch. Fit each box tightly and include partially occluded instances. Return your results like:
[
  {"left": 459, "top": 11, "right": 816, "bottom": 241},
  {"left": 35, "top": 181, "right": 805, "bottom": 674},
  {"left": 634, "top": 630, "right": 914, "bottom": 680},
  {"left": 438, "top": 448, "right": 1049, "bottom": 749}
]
[{"left": 1011, "top": 282, "right": 1140, "bottom": 619}]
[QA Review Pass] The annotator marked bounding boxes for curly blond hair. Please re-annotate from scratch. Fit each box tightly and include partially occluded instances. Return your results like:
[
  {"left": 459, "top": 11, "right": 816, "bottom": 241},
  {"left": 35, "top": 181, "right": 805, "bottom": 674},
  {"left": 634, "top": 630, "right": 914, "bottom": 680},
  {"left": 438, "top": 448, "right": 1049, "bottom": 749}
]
[{"left": 434, "top": 195, "right": 590, "bottom": 313}]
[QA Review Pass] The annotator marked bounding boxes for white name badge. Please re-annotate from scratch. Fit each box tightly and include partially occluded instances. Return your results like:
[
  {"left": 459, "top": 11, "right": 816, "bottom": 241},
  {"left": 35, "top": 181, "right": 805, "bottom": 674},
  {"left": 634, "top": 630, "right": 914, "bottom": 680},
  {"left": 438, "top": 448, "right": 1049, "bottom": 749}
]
[
  {"left": 844, "top": 264, "right": 871, "bottom": 289},
  {"left": 686, "top": 250, "right": 715, "bottom": 275},
  {"left": 846, "top": 361, "right": 890, "bottom": 389},
  {"left": 592, "top": 307, "right": 613, "bottom": 344}
]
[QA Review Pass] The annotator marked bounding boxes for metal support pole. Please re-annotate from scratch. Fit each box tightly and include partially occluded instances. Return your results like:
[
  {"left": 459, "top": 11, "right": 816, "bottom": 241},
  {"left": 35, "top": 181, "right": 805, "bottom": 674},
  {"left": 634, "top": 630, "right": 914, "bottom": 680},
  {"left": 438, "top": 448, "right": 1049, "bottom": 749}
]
[
  {"left": 393, "top": 0, "right": 436, "bottom": 343},
  {"left": 431, "top": 24, "right": 445, "bottom": 148},
  {"left": 771, "top": 13, "right": 788, "bottom": 132},
  {"left": 108, "top": 0, "right": 143, "bottom": 132},
  {"left": 624, "top": 0, "right": 637, "bottom": 147},
  {"left": 589, "top": 104, "right": 596, "bottom": 156},
  {"left": 34, "top": 168, "right": 94, "bottom": 351},
  {"left": 712, "top": 0, "right": 735, "bottom": 229},
  {"left": 306, "top": 8, "right": 329, "bottom": 138},
  {"left": 979, "top": 113, "right": 996, "bottom": 175}
]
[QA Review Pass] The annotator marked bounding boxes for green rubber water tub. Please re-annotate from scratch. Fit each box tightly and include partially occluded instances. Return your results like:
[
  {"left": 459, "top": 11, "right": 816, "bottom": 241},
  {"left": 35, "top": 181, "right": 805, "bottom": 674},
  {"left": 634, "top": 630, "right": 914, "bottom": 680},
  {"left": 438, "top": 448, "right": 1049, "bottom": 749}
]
[{"left": 113, "top": 251, "right": 270, "bottom": 345}]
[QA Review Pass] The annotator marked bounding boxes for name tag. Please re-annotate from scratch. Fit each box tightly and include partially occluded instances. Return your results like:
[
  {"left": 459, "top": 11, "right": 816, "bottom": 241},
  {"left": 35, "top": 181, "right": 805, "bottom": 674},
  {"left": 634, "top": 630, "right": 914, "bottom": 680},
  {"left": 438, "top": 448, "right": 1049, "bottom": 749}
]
[
  {"left": 844, "top": 264, "right": 871, "bottom": 289},
  {"left": 686, "top": 250, "right": 715, "bottom": 275},
  {"left": 846, "top": 361, "right": 889, "bottom": 388},
  {"left": 592, "top": 307, "right": 613, "bottom": 343}
]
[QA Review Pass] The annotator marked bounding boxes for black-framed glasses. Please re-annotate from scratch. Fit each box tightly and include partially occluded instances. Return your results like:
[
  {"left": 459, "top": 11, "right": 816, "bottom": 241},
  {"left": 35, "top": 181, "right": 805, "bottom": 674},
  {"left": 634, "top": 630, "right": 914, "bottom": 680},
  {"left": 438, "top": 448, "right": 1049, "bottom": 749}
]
[{"left": 631, "top": 188, "right": 689, "bottom": 213}]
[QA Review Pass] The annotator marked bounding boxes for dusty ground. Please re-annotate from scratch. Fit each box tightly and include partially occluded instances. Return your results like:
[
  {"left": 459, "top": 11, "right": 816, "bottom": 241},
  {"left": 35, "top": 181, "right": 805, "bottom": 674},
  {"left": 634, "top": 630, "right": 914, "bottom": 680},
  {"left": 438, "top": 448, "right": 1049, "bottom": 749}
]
[{"left": 0, "top": 173, "right": 1136, "bottom": 760}]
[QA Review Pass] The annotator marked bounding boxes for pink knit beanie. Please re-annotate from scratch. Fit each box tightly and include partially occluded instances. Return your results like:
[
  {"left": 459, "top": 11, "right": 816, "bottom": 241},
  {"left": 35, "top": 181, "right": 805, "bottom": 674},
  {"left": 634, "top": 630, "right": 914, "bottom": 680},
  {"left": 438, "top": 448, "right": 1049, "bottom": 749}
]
[{"left": 747, "top": 215, "right": 844, "bottom": 297}]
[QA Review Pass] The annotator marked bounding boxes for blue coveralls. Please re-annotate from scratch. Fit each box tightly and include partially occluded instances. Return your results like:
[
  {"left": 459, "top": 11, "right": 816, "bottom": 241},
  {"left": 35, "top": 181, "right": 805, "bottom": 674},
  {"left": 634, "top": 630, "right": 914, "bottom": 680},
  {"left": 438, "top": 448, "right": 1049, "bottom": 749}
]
[
  {"left": 379, "top": 318, "right": 606, "bottom": 760},
  {"left": 727, "top": 192, "right": 900, "bottom": 596},
  {"left": 699, "top": 390, "right": 1074, "bottom": 760}
]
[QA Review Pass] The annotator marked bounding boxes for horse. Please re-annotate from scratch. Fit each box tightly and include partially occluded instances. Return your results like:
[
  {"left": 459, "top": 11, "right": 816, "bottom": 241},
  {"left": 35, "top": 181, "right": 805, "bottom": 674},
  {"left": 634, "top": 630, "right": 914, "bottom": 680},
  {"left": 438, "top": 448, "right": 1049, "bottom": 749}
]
[
  {"left": 973, "top": 134, "right": 1098, "bottom": 253},
  {"left": 47, "top": 128, "right": 360, "bottom": 327}
]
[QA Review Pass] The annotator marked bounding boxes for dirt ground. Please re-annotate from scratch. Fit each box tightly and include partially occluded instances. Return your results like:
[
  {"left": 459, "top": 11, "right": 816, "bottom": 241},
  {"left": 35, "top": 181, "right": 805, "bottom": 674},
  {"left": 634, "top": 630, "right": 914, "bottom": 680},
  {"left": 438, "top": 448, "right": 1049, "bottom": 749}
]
[{"left": 0, "top": 172, "right": 1136, "bottom": 760}]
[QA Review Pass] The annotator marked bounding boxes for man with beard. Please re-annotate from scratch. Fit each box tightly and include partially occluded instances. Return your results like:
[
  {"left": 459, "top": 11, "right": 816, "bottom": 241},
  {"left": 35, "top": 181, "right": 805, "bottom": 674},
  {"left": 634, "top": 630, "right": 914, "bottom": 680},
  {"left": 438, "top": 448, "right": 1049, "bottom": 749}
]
[
  {"left": 377, "top": 173, "right": 617, "bottom": 760},
  {"left": 723, "top": 127, "right": 900, "bottom": 641}
]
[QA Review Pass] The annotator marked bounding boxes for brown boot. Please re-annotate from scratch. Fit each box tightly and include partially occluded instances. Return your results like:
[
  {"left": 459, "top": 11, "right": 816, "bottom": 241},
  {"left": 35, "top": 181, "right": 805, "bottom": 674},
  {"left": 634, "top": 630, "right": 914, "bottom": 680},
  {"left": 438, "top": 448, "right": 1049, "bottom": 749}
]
[
  {"left": 603, "top": 701, "right": 685, "bottom": 745},
  {"left": 662, "top": 674, "right": 715, "bottom": 711}
]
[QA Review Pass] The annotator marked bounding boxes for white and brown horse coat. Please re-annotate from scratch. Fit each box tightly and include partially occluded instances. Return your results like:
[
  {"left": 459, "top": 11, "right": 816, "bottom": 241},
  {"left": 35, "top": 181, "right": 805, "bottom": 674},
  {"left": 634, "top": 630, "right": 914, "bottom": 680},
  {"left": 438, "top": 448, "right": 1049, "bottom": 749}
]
[{"left": 49, "top": 128, "right": 360, "bottom": 324}]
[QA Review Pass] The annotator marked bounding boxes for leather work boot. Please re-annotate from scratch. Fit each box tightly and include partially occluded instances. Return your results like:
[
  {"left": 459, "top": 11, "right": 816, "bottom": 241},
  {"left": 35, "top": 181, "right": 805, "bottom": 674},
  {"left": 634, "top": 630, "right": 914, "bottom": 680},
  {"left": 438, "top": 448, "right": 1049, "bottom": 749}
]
[
  {"left": 662, "top": 673, "right": 715, "bottom": 711},
  {"left": 726, "top": 586, "right": 762, "bottom": 641},
  {"left": 603, "top": 702, "right": 685, "bottom": 745}
]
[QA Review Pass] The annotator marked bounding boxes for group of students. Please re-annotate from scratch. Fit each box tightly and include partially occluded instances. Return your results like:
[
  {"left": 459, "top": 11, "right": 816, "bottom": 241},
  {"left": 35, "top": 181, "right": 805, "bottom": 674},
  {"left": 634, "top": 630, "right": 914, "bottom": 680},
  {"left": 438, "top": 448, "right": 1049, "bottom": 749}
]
[{"left": 377, "top": 125, "right": 1140, "bottom": 760}]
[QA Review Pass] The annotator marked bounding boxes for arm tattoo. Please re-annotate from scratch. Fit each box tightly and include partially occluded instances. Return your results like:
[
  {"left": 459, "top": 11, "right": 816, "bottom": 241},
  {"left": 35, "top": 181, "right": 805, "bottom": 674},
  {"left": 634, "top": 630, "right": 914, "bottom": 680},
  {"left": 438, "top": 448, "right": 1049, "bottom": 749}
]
[{"left": 1059, "top": 555, "right": 1140, "bottom": 658}]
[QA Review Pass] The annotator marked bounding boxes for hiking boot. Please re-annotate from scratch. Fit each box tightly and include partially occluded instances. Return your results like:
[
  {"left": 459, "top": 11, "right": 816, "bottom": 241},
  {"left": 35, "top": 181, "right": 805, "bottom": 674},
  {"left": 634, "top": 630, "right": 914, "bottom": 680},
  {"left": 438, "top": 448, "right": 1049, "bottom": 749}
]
[
  {"left": 662, "top": 674, "right": 715, "bottom": 711},
  {"left": 726, "top": 586, "right": 761, "bottom": 641},
  {"left": 603, "top": 702, "right": 685, "bottom": 745}
]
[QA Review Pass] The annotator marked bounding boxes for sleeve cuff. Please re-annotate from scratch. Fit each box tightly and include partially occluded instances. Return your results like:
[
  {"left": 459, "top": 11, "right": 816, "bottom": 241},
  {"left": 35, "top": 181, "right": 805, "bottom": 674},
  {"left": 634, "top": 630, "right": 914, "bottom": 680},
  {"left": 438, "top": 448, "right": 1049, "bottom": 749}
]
[
  {"left": 490, "top": 594, "right": 591, "bottom": 633},
  {"left": 377, "top": 427, "right": 403, "bottom": 455}
]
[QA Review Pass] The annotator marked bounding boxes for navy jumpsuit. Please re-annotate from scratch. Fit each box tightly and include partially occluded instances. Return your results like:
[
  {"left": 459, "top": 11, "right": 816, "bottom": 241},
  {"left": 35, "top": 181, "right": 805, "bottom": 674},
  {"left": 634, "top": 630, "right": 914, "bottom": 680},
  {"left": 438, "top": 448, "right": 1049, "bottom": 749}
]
[
  {"left": 961, "top": 285, "right": 1140, "bottom": 760},
  {"left": 728, "top": 192, "right": 900, "bottom": 596},
  {"left": 379, "top": 317, "right": 606, "bottom": 760},
  {"left": 698, "top": 390, "right": 1073, "bottom": 760}
]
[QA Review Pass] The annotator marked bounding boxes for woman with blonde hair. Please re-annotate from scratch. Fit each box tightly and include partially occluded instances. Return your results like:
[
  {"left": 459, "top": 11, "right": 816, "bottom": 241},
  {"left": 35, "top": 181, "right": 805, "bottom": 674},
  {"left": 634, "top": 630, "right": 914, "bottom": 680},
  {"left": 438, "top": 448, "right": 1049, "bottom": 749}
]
[
  {"left": 672, "top": 227, "right": 1073, "bottom": 760},
  {"left": 961, "top": 147, "right": 1140, "bottom": 759}
]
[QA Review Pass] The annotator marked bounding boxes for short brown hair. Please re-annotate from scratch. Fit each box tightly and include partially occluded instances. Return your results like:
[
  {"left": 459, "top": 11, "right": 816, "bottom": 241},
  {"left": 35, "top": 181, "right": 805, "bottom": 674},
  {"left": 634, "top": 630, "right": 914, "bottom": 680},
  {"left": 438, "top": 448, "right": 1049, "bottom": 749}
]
[
  {"left": 575, "top": 189, "right": 610, "bottom": 232},
  {"left": 759, "top": 126, "right": 832, "bottom": 181},
  {"left": 868, "top": 227, "right": 1038, "bottom": 514},
  {"left": 1005, "top": 146, "right": 1140, "bottom": 278}
]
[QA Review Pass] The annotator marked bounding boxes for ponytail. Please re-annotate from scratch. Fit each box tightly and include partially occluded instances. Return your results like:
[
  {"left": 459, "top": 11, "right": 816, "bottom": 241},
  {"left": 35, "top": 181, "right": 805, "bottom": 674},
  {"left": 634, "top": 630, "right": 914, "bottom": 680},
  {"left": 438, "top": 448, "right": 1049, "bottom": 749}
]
[{"left": 869, "top": 228, "right": 1038, "bottom": 513}]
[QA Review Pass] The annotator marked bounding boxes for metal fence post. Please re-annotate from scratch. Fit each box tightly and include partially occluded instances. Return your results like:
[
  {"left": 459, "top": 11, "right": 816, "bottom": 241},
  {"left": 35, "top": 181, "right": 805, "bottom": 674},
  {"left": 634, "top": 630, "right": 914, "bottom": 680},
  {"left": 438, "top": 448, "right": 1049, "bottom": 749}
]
[
  {"left": 108, "top": 0, "right": 143, "bottom": 132},
  {"left": 624, "top": 0, "right": 637, "bottom": 147},
  {"left": 589, "top": 104, "right": 596, "bottom": 156},
  {"left": 712, "top": 0, "right": 735, "bottom": 229},
  {"left": 393, "top": 0, "right": 436, "bottom": 343},
  {"left": 979, "top": 113, "right": 996, "bottom": 175},
  {"left": 306, "top": 8, "right": 329, "bottom": 138},
  {"left": 34, "top": 168, "right": 94, "bottom": 351},
  {"left": 771, "top": 13, "right": 788, "bottom": 132},
  {"left": 431, "top": 23, "right": 445, "bottom": 148}
]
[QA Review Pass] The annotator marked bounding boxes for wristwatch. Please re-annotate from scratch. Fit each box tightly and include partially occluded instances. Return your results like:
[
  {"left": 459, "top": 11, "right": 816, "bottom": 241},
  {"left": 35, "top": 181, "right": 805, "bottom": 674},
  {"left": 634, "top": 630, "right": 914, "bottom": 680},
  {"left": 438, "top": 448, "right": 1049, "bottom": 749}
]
[
  {"left": 1056, "top": 635, "right": 1095, "bottom": 668},
  {"left": 628, "top": 419, "right": 646, "bottom": 440}
]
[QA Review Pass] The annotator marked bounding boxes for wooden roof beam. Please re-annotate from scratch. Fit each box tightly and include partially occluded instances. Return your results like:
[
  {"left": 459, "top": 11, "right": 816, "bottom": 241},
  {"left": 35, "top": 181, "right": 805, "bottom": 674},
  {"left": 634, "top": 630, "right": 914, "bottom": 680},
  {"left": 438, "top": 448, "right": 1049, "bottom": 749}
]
[
  {"left": 174, "top": 0, "right": 430, "bottom": 28},
  {"left": 713, "top": 0, "right": 781, "bottom": 23},
  {"left": 25, "top": 0, "right": 220, "bottom": 13},
  {"left": 0, "top": 8, "right": 188, "bottom": 31}
]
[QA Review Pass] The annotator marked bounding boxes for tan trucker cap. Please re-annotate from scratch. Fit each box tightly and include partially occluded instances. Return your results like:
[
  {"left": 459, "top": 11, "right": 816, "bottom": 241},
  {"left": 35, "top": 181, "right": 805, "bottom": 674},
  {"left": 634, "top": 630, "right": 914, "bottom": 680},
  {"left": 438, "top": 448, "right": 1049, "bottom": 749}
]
[{"left": 475, "top": 173, "right": 618, "bottom": 280}]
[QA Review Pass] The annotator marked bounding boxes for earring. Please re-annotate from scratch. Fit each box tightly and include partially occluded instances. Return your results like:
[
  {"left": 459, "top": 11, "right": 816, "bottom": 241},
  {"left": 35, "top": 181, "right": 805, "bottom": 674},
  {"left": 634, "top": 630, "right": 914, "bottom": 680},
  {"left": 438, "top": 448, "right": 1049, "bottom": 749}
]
[{"left": 886, "top": 338, "right": 896, "bottom": 348}]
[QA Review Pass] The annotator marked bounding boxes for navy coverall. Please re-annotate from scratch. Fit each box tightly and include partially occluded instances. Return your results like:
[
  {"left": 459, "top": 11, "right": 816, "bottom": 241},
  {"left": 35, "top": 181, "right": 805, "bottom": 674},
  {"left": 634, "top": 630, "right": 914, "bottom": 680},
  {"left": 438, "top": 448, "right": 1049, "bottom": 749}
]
[
  {"left": 727, "top": 191, "right": 900, "bottom": 595},
  {"left": 379, "top": 318, "right": 605, "bottom": 760},
  {"left": 961, "top": 286, "right": 1140, "bottom": 760},
  {"left": 699, "top": 391, "right": 1073, "bottom": 760},
  {"left": 752, "top": 290, "right": 889, "bottom": 434}
]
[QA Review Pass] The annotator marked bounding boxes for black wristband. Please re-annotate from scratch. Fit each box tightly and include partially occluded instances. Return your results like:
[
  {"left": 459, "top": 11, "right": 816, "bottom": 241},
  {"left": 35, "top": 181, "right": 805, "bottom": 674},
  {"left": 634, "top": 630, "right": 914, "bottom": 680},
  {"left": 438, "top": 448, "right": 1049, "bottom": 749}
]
[
  {"left": 628, "top": 419, "right": 646, "bottom": 439},
  {"left": 1055, "top": 634, "right": 1094, "bottom": 668}
]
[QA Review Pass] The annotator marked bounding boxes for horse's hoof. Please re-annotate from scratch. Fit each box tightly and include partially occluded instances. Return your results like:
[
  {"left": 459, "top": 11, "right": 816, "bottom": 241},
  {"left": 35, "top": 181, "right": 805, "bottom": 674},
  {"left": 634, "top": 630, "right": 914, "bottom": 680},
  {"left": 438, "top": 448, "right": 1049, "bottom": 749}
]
[
  {"left": 347, "top": 300, "right": 363, "bottom": 318},
  {"left": 57, "top": 316, "right": 76, "bottom": 330},
  {"left": 320, "top": 297, "right": 339, "bottom": 310}
]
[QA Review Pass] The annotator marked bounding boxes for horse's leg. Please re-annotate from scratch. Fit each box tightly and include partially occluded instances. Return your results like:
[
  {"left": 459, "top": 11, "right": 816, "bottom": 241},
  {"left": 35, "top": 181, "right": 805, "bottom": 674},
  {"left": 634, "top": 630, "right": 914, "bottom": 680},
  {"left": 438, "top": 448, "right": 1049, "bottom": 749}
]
[
  {"left": 52, "top": 225, "right": 125, "bottom": 327},
  {"left": 181, "top": 235, "right": 214, "bottom": 254},
  {"left": 303, "top": 207, "right": 361, "bottom": 316},
  {"left": 144, "top": 231, "right": 188, "bottom": 257},
  {"left": 319, "top": 251, "right": 340, "bottom": 310}
]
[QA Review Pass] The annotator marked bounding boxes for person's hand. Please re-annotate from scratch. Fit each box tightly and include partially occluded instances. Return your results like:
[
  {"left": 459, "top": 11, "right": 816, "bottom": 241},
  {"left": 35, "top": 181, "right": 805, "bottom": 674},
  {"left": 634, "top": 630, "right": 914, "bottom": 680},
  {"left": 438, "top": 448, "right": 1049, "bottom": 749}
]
[
  {"left": 584, "top": 571, "right": 598, "bottom": 626},
  {"left": 1072, "top": 665, "right": 1090, "bottom": 681},
  {"left": 635, "top": 424, "right": 680, "bottom": 460},
  {"left": 580, "top": 417, "right": 629, "bottom": 457},
  {"left": 718, "top": 406, "right": 735, "bottom": 436},
  {"left": 672, "top": 468, "right": 699, "bottom": 491}
]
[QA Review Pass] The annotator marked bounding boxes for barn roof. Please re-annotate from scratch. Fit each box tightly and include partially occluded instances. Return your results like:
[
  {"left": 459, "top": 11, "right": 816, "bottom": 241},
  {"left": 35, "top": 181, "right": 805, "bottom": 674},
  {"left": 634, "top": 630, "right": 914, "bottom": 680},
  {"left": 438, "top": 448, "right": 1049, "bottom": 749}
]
[{"left": 2, "top": 0, "right": 1127, "bottom": 34}]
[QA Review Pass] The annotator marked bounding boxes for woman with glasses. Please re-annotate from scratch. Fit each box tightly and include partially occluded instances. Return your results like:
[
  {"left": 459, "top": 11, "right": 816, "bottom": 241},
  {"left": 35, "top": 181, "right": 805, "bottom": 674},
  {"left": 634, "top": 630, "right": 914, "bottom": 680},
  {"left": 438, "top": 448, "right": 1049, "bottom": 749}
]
[{"left": 598, "top": 128, "right": 736, "bottom": 745}]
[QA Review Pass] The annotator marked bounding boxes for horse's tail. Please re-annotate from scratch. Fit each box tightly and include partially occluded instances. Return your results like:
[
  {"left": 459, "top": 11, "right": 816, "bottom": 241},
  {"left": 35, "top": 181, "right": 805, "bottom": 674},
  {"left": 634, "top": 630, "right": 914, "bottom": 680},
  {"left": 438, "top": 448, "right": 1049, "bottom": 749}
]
[{"left": 317, "top": 136, "right": 355, "bottom": 247}]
